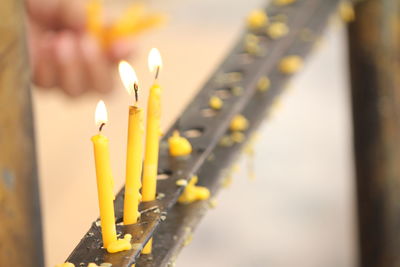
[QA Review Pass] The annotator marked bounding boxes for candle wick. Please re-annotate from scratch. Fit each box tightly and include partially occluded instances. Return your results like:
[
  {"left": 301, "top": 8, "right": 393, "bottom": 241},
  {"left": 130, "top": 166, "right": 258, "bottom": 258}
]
[
  {"left": 134, "top": 83, "right": 139, "bottom": 103},
  {"left": 99, "top": 123, "right": 105, "bottom": 133},
  {"left": 155, "top": 66, "right": 160, "bottom": 80}
]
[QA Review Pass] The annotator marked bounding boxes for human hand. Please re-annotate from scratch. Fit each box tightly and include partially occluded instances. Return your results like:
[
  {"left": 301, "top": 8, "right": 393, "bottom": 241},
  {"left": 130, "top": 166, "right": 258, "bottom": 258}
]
[{"left": 27, "top": 0, "right": 133, "bottom": 96}]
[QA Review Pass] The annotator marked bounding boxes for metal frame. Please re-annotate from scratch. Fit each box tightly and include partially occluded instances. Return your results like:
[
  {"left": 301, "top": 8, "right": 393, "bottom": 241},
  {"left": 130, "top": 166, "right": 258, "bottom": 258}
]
[{"left": 67, "top": 0, "right": 340, "bottom": 266}]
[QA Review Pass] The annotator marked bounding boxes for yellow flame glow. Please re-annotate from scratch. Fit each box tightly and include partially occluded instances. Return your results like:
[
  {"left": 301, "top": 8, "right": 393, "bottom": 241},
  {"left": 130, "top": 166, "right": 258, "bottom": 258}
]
[
  {"left": 119, "top": 60, "right": 138, "bottom": 95},
  {"left": 148, "top": 48, "right": 162, "bottom": 73},
  {"left": 95, "top": 100, "right": 108, "bottom": 126}
]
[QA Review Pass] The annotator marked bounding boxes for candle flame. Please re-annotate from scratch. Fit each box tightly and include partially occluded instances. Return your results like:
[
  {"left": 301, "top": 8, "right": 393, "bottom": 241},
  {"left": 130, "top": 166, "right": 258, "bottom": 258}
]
[
  {"left": 95, "top": 100, "right": 108, "bottom": 126},
  {"left": 148, "top": 48, "right": 162, "bottom": 73},
  {"left": 119, "top": 61, "right": 138, "bottom": 95}
]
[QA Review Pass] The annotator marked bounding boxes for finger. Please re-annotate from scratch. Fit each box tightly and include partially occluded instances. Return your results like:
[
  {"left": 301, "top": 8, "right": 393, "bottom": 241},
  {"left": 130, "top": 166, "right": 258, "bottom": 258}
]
[
  {"left": 80, "top": 34, "right": 113, "bottom": 94},
  {"left": 54, "top": 32, "right": 87, "bottom": 96},
  {"left": 26, "top": 0, "right": 59, "bottom": 28},
  {"left": 107, "top": 39, "right": 136, "bottom": 62},
  {"left": 58, "top": 0, "right": 86, "bottom": 31},
  {"left": 31, "top": 33, "right": 59, "bottom": 88}
]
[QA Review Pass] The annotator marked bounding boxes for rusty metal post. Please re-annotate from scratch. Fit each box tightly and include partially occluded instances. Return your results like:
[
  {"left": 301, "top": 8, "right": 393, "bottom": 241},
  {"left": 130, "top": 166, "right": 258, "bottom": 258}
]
[
  {"left": 0, "top": 0, "right": 44, "bottom": 266},
  {"left": 348, "top": 0, "right": 400, "bottom": 266}
]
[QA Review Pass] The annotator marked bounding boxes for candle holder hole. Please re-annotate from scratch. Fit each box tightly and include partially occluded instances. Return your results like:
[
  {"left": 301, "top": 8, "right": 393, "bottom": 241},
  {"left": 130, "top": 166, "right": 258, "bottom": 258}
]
[
  {"left": 215, "top": 88, "right": 232, "bottom": 99},
  {"left": 201, "top": 108, "right": 217, "bottom": 118},
  {"left": 184, "top": 127, "right": 204, "bottom": 139},
  {"left": 237, "top": 53, "right": 255, "bottom": 65},
  {"left": 214, "top": 70, "right": 244, "bottom": 85},
  {"left": 157, "top": 170, "right": 172, "bottom": 180},
  {"left": 196, "top": 147, "right": 205, "bottom": 154}
]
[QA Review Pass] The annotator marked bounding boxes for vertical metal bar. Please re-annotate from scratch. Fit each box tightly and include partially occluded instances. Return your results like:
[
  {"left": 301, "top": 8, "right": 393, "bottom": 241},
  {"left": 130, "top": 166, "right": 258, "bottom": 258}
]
[
  {"left": 0, "top": 0, "right": 44, "bottom": 266},
  {"left": 348, "top": 0, "right": 400, "bottom": 266}
]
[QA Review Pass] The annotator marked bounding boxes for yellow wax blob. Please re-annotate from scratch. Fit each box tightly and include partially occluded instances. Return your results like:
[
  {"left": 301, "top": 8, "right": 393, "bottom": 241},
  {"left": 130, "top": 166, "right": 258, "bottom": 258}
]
[
  {"left": 178, "top": 176, "right": 210, "bottom": 204},
  {"left": 215, "top": 72, "right": 243, "bottom": 85},
  {"left": 271, "top": 14, "right": 288, "bottom": 23},
  {"left": 244, "top": 132, "right": 260, "bottom": 181},
  {"left": 209, "top": 96, "right": 223, "bottom": 110},
  {"left": 176, "top": 179, "right": 188, "bottom": 187},
  {"left": 244, "top": 34, "right": 260, "bottom": 55},
  {"left": 232, "top": 86, "right": 243, "bottom": 96},
  {"left": 279, "top": 56, "right": 303, "bottom": 74},
  {"left": 339, "top": 1, "right": 355, "bottom": 23},
  {"left": 88, "top": 264, "right": 99, "bottom": 267},
  {"left": 142, "top": 239, "right": 152, "bottom": 254},
  {"left": 168, "top": 131, "right": 192, "bottom": 157},
  {"left": 257, "top": 76, "right": 271, "bottom": 92},
  {"left": 247, "top": 9, "right": 268, "bottom": 29},
  {"left": 183, "top": 227, "right": 193, "bottom": 246},
  {"left": 222, "top": 174, "right": 233, "bottom": 188},
  {"left": 270, "top": 99, "right": 283, "bottom": 117},
  {"left": 300, "top": 28, "right": 315, "bottom": 42},
  {"left": 55, "top": 263, "right": 75, "bottom": 267},
  {"left": 106, "top": 234, "right": 132, "bottom": 253},
  {"left": 231, "top": 131, "right": 245, "bottom": 143},
  {"left": 245, "top": 33, "right": 259, "bottom": 44},
  {"left": 230, "top": 115, "right": 249, "bottom": 132},
  {"left": 267, "top": 22, "right": 289, "bottom": 39},
  {"left": 208, "top": 198, "right": 218, "bottom": 209},
  {"left": 86, "top": 0, "right": 166, "bottom": 48},
  {"left": 244, "top": 40, "right": 260, "bottom": 55},
  {"left": 274, "top": 0, "right": 296, "bottom": 6},
  {"left": 219, "top": 135, "right": 234, "bottom": 147}
]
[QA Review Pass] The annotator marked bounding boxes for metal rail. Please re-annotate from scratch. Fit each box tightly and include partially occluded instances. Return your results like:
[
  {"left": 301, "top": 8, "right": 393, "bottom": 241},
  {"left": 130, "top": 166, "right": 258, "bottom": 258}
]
[
  {"left": 0, "top": 0, "right": 44, "bottom": 266},
  {"left": 66, "top": 0, "right": 340, "bottom": 266}
]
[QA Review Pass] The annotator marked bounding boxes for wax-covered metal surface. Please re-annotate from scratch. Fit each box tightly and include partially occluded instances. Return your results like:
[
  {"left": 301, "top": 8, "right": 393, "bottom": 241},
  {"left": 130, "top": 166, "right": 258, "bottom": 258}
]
[{"left": 67, "top": 0, "right": 340, "bottom": 265}]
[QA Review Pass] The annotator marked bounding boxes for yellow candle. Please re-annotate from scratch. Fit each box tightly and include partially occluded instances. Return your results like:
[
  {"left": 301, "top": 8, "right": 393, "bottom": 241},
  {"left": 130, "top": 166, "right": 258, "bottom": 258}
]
[
  {"left": 124, "top": 106, "right": 143, "bottom": 224},
  {"left": 142, "top": 48, "right": 163, "bottom": 202},
  {"left": 91, "top": 100, "right": 117, "bottom": 248},
  {"left": 142, "top": 48, "right": 163, "bottom": 255},
  {"left": 142, "top": 83, "right": 161, "bottom": 201},
  {"left": 119, "top": 61, "right": 144, "bottom": 225}
]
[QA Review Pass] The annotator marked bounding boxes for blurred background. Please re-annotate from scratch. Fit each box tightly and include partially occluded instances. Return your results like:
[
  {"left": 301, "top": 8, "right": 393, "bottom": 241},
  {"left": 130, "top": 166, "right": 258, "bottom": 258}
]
[{"left": 32, "top": 0, "right": 357, "bottom": 266}]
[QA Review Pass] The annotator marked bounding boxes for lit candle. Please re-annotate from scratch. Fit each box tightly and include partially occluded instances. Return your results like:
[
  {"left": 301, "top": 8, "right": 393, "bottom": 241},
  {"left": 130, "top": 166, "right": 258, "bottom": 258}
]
[
  {"left": 91, "top": 100, "right": 117, "bottom": 248},
  {"left": 119, "top": 61, "right": 144, "bottom": 225},
  {"left": 142, "top": 48, "right": 163, "bottom": 254},
  {"left": 142, "top": 48, "right": 163, "bottom": 202}
]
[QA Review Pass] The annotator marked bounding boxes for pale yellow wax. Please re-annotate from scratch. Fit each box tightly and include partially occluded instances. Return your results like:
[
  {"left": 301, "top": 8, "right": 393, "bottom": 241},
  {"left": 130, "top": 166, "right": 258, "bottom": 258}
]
[
  {"left": 168, "top": 131, "right": 192, "bottom": 157},
  {"left": 178, "top": 176, "right": 210, "bottom": 204},
  {"left": 123, "top": 106, "right": 144, "bottom": 225},
  {"left": 91, "top": 134, "right": 117, "bottom": 248}
]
